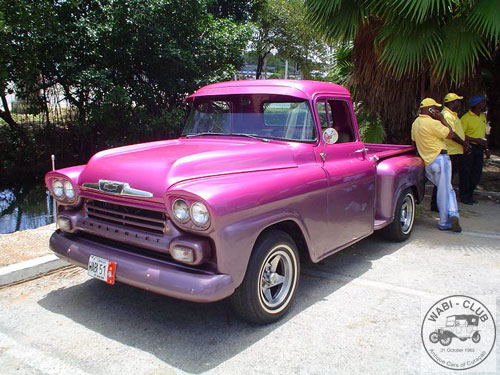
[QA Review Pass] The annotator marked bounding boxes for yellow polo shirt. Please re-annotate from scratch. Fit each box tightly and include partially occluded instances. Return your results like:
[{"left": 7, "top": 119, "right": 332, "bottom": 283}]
[
  {"left": 461, "top": 110, "right": 486, "bottom": 140},
  {"left": 411, "top": 114, "right": 449, "bottom": 166},
  {"left": 442, "top": 107, "right": 465, "bottom": 155}
]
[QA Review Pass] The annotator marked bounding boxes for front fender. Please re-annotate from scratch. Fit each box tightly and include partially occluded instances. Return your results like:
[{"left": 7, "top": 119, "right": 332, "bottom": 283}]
[{"left": 167, "top": 166, "right": 330, "bottom": 286}]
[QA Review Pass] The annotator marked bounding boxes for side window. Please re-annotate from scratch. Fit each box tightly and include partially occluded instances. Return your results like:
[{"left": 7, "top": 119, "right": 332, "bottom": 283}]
[
  {"left": 328, "top": 100, "right": 355, "bottom": 143},
  {"left": 316, "top": 100, "right": 329, "bottom": 129},
  {"left": 263, "top": 101, "right": 315, "bottom": 141}
]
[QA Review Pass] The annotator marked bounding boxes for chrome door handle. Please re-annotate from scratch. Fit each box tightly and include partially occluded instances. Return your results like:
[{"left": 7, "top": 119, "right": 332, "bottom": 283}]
[{"left": 354, "top": 147, "right": 368, "bottom": 153}]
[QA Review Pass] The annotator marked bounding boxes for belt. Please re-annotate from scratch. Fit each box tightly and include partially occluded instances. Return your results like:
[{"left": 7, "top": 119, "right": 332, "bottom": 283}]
[{"left": 440, "top": 150, "right": 447, "bottom": 154}]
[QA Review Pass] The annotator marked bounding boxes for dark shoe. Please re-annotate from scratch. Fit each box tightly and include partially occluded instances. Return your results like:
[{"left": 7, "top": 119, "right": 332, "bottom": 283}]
[
  {"left": 450, "top": 216, "right": 462, "bottom": 233},
  {"left": 461, "top": 199, "right": 474, "bottom": 205},
  {"left": 472, "top": 199, "right": 478, "bottom": 204}
]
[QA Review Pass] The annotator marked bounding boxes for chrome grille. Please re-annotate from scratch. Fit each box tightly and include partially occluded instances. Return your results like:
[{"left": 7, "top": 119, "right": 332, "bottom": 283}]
[{"left": 85, "top": 199, "right": 166, "bottom": 235}]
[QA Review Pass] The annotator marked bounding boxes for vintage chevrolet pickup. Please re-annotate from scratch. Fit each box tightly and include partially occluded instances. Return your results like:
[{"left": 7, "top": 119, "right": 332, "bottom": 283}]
[{"left": 46, "top": 80, "right": 425, "bottom": 323}]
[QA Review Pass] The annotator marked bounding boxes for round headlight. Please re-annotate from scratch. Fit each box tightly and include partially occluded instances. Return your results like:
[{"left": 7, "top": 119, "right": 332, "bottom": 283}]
[
  {"left": 190, "top": 202, "right": 210, "bottom": 227},
  {"left": 172, "top": 199, "right": 189, "bottom": 223},
  {"left": 52, "top": 180, "right": 64, "bottom": 197},
  {"left": 64, "top": 181, "right": 75, "bottom": 200}
]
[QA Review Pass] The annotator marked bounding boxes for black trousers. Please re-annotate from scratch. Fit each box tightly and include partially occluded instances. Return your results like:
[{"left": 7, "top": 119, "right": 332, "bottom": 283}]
[
  {"left": 461, "top": 144, "right": 484, "bottom": 201},
  {"left": 431, "top": 153, "right": 466, "bottom": 209}
]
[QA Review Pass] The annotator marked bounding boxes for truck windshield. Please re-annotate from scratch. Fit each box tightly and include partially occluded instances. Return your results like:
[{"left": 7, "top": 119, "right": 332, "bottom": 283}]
[{"left": 182, "top": 95, "right": 316, "bottom": 142}]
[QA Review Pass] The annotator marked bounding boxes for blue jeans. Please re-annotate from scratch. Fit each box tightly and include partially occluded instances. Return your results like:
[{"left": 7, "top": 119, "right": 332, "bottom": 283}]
[{"left": 425, "top": 154, "right": 459, "bottom": 229}]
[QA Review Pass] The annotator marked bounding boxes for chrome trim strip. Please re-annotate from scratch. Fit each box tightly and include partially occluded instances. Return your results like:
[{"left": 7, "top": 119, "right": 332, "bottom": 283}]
[{"left": 82, "top": 180, "right": 153, "bottom": 198}]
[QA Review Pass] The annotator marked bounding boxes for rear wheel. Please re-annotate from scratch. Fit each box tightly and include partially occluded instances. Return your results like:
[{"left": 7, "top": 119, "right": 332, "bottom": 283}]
[
  {"left": 472, "top": 332, "right": 481, "bottom": 343},
  {"left": 440, "top": 333, "right": 452, "bottom": 346},
  {"left": 230, "top": 230, "right": 300, "bottom": 324},
  {"left": 382, "top": 188, "right": 416, "bottom": 242}
]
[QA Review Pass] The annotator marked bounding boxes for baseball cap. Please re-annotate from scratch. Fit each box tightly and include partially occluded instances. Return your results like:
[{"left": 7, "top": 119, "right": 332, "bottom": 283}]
[
  {"left": 420, "top": 98, "right": 442, "bottom": 108},
  {"left": 444, "top": 93, "right": 463, "bottom": 103},
  {"left": 469, "top": 95, "right": 486, "bottom": 108}
]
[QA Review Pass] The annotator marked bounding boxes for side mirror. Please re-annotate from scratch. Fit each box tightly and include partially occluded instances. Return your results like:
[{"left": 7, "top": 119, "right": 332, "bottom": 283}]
[{"left": 323, "top": 128, "right": 338, "bottom": 145}]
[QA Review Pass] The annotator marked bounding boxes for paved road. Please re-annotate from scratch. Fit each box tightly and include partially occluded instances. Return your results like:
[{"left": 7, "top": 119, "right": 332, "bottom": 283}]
[{"left": 1, "top": 197, "right": 499, "bottom": 374}]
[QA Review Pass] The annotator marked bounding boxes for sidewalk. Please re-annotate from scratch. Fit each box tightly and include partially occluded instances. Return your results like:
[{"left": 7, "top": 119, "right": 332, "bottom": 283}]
[{"left": 0, "top": 224, "right": 69, "bottom": 286}]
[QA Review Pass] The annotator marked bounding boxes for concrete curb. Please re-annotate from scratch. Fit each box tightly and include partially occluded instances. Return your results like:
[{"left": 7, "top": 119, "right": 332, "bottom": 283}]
[{"left": 0, "top": 254, "right": 69, "bottom": 287}]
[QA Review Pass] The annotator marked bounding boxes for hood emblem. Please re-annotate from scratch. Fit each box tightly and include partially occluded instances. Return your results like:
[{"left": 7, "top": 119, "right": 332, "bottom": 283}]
[{"left": 82, "top": 180, "right": 153, "bottom": 198}]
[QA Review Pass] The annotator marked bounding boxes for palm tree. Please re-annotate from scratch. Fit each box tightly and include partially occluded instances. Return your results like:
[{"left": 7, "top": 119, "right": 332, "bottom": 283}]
[{"left": 305, "top": 0, "right": 500, "bottom": 143}]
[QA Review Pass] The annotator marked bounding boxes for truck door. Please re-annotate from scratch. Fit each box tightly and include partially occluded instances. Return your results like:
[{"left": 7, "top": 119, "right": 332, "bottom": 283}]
[{"left": 315, "top": 98, "right": 376, "bottom": 252}]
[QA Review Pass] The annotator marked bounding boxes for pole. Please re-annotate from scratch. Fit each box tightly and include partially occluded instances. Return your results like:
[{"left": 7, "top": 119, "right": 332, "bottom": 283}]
[
  {"left": 50, "top": 154, "right": 57, "bottom": 224},
  {"left": 284, "top": 60, "right": 288, "bottom": 79}
]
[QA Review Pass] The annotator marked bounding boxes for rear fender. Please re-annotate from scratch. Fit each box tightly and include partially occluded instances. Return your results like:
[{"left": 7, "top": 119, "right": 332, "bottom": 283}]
[{"left": 375, "top": 155, "right": 425, "bottom": 223}]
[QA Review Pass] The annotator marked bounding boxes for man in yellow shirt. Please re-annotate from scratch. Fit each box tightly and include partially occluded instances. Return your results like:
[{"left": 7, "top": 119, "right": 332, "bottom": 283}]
[
  {"left": 460, "top": 95, "right": 489, "bottom": 204},
  {"left": 411, "top": 98, "right": 467, "bottom": 232},
  {"left": 430, "top": 93, "right": 467, "bottom": 211}
]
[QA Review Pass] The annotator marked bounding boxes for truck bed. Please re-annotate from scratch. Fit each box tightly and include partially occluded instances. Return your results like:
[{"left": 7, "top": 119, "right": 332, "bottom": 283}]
[{"left": 365, "top": 143, "right": 415, "bottom": 161}]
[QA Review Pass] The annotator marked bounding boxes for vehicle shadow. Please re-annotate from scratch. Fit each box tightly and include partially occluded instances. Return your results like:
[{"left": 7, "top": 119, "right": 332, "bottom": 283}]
[{"left": 37, "top": 231, "right": 408, "bottom": 373}]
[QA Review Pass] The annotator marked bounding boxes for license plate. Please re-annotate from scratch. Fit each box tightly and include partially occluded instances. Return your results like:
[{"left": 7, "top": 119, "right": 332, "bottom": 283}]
[{"left": 88, "top": 255, "right": 116, "bottom": 285}]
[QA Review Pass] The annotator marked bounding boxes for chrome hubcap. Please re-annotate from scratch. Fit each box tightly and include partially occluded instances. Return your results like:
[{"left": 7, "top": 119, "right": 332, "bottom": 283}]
[
  {"left": 400, "top": 194, "right": 414, "bottom": 234},
  {"left": 259, "top": 249, "right": 294, "bottom": 310}
]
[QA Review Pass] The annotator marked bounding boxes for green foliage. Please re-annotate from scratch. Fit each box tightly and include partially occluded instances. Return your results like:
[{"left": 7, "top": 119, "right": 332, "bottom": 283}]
[
  {"left": 324, "top": 43, "right": 353, "bottom": 84},
  {"left": 356, "top": 111, "right": 386, "bottom": 144},
  {"left": 251, "top": 0, "right": 332, "bottom": 79},
  {"left": 306, "top": 0, "right": 500, "bottom": 83},
  {"left": 0, "top": 0, "right": 253, "bottom": 184}
]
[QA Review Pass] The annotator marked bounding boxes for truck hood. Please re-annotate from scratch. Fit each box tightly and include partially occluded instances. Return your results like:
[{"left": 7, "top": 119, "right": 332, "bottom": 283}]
[{"left": 78, "top": 137, "right": 298, "bottom": 199}]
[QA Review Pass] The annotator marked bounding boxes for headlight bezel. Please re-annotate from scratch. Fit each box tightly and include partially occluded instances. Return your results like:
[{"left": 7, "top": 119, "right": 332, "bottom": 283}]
[
  {"left": 168, "top": 195, "right": 212, "bottom": 230},
  {"left": 49, "top": 177, "right": 79, "bottom": 205}
]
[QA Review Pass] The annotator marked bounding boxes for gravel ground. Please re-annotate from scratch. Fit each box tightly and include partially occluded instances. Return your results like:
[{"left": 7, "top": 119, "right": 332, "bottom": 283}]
[{"left": 0, "top": 224, "right": 55, "bottom": 267}]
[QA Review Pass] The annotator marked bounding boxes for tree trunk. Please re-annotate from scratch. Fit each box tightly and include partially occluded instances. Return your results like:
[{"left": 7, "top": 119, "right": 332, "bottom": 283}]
[
  {"left": 41, "top": 76, "right": 52, "bottom": 129},
  {"left": 0, "top": 93, "right": 20, "bottom": 132},
  {"left": 256, "top": 50, "right": 271, "bottom": 79},
  {"left": 485, "top": 49, "right": 500, "bottom": 148}
]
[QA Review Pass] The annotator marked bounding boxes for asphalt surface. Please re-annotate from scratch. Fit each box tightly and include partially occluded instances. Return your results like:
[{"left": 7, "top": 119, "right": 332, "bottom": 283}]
[{"left": 0, "top": 196, "right": 499, "bottom": 374}]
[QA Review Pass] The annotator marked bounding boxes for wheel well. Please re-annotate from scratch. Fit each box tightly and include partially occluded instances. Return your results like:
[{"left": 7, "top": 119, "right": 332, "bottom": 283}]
[
  {"left": 257, "top": 220, "right": 311, "bottom": 263},
  {"left": 409, "top": 185, "right": 421, "bottom": 204}
]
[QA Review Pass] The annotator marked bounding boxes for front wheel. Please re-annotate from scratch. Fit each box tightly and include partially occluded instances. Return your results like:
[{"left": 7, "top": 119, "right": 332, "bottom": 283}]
[
  {"left": 429, "top": 331, "right": 439, "bottom": 344},
  {"left": 382, "top": 188, "right": 416, "bottom": 242},
  {"left": 230, "top": 230, "right": 300, "bottom": 324}
]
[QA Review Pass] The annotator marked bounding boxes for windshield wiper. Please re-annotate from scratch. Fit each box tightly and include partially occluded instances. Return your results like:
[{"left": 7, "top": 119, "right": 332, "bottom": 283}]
[
  {"left": 183, "top": 132, "right": 225, "bottom": 138},
  {"left": 183, "top": 132, "right": 270, "bottom": 142},
  {"left": 227, "top": 133, "right": 270, "bottom": 142}
]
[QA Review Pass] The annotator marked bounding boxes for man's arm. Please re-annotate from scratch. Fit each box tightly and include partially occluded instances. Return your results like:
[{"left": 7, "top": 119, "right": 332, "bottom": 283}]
[
  {"left": 465, "top": 135, "right": 486, "bottom": 146},
  {"left": 433, "top": 112, "right": 469, "bottom": 149}
]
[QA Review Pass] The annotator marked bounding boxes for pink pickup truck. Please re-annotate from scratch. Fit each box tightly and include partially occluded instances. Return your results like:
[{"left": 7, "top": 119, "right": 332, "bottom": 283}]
[{"left": 46, "top": 80, "right": 424, "bottom": 323}]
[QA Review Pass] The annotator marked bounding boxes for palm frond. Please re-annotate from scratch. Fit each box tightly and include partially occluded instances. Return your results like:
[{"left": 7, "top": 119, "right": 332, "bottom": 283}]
[
  {"left": 376, "top": 19, "right": 442, "bottom": 77},
  {"left": 365, "top": 0, "right": 454, "bottom": 23},
  {"left": 433, "top": 17, "right": 490, "bottom": 82},
  {"left": 305, "top": 0, "right": 366, "bottom": 42},
  {"left": 466, "top": 0, "right": 500, "bottom": 44}
]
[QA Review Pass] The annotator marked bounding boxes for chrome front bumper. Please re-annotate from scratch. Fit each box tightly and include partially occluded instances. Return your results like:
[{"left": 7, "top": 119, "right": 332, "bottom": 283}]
[{"left": 50, "top": 230, "right": 235, "bottom": 303}]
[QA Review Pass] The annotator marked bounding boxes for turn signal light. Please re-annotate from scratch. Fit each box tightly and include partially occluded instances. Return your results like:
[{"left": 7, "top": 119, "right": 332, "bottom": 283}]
[{"left": 171, "top": 246, "right": 194, "bottom": 264}]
